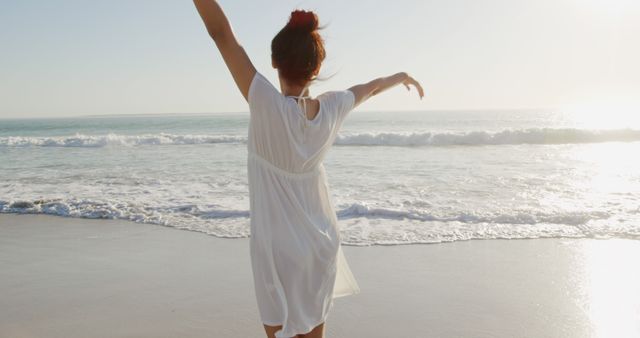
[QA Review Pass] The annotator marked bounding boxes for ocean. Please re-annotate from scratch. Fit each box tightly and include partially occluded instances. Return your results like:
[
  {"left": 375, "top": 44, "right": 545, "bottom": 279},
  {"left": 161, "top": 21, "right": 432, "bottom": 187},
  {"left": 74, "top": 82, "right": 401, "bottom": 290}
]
[{"left": 1, "top": 110, "right": 639, "bottom": 245}]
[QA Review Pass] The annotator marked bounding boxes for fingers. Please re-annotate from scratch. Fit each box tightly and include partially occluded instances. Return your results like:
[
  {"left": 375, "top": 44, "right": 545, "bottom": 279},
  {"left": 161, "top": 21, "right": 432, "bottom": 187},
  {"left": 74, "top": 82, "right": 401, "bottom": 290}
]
[
  {"left": 407, "top": 77, "right": 424, "bottom": 99},
  {"left": 415, "top": 82, "right": 425, "bottom": 99},
  {"left": 401, "top": 75, "right": 425, "bottom": 100}
]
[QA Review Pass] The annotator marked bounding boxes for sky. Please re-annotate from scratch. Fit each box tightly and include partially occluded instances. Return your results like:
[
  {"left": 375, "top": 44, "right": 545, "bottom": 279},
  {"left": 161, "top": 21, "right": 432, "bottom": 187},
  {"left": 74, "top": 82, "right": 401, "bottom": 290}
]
[{"left": 0, "top": 0, "right": 639, "bottom": 118}]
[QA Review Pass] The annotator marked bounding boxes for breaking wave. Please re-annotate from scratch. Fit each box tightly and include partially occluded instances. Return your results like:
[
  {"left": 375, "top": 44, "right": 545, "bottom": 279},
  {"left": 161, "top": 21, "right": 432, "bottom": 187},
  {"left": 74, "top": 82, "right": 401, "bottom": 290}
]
[
  {"left": 0, "top": 133, "right": 245, "bottom": 147},
  {"left": 3, "top": 199, "right": 638, "bottom": 246},
  {"left": 2, "top": 128, "right": 640, "bottom": 148},
  {"left": 335, "top": 128, "right": 640, "bottom": 146}
]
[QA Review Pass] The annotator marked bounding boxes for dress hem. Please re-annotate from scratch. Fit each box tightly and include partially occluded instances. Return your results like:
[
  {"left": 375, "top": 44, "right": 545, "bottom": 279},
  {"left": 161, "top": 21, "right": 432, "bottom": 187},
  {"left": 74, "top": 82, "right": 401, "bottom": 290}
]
[
  {"left": 268, "top": 314, "right": 332, "bottom": 338},
  {"left": 264, "top": 301, "right": 334, "bottom": 338}
]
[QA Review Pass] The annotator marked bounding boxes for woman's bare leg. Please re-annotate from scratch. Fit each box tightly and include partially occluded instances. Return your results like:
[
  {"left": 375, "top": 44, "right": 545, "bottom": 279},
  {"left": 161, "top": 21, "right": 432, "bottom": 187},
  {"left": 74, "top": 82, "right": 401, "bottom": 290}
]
[
  {"left": 264, "top": 322, "right": 324, "bottom": 338},
  {"left": 263, "top": 324, "right": 282, "bottom": 338}
]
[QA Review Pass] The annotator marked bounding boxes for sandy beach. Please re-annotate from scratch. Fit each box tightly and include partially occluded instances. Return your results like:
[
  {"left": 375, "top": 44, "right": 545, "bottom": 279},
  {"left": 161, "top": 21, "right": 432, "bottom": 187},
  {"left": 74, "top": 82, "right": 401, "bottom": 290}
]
[{"left": 1, "top": 214, "right": 639, "bottom": 338}]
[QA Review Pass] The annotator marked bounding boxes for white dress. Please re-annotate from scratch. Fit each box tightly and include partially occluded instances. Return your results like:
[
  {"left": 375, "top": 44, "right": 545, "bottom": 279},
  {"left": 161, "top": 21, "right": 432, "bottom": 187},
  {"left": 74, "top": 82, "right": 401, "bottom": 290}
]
[{"left": 247, "top": 72, "right": 360, "bottom": 338}]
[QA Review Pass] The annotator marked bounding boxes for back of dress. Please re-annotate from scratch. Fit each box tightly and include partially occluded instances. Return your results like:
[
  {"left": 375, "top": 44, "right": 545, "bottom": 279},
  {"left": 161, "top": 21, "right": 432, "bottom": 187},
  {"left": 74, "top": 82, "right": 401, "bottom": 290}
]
[{"left": 247, "top": 72, "right": 355, "bottom": 171}]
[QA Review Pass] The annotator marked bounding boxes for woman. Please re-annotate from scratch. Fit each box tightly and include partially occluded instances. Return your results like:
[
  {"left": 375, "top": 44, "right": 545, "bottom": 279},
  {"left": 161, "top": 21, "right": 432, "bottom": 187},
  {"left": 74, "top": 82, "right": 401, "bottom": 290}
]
[{"left": 193, "top": 2, "right": 424, "bottom": 337}]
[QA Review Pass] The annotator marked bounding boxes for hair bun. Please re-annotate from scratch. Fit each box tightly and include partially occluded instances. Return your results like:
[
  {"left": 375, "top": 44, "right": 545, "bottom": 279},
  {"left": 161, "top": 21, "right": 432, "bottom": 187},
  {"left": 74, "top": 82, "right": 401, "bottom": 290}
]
[{"left": 287, "top": 10, "right": 318, "bottom": 32}]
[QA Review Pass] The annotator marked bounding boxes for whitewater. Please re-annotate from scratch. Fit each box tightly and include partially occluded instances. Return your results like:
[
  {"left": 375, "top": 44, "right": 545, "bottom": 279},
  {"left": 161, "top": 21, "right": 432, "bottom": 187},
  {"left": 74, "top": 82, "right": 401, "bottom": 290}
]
[
  {"left": 3, "top": 128, "right": 640, "bottom": 148},
  {"left": 2, "top": 110, "right": 640, "bottom": 245}
]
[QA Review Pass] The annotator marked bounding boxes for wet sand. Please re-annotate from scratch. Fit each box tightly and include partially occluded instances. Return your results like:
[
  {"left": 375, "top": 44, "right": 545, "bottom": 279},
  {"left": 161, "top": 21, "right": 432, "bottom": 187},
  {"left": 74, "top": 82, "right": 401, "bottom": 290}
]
[{"left": 1, "top": 214, "right": 639, "bottom": 338}]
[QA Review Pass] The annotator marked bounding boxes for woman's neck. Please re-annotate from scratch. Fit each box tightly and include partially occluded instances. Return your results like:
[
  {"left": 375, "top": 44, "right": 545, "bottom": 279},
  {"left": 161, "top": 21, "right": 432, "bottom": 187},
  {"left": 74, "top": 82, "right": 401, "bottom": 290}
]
[{"left": 279, "top": 78, "right": 310, "bottom": 97}]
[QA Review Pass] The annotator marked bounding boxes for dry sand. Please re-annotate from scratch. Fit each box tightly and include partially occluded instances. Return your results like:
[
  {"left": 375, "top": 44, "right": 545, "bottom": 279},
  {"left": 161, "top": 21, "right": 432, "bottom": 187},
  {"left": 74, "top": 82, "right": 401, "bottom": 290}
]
[{"left": 1, "top": 214, "right": 639, "bottom": 338}]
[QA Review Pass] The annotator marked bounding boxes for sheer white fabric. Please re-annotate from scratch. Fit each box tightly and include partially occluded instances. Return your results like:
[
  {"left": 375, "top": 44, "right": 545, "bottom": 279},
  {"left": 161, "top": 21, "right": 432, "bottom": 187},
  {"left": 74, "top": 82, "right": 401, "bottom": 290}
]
[{"left": 247, "top": 72, "right": 360, "bottom": 338}]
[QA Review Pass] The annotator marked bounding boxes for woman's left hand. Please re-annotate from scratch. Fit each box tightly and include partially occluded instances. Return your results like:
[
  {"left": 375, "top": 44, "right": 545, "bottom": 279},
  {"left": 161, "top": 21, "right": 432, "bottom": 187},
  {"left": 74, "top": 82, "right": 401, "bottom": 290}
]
[{"left": 402, "top": 75, "right": 425, "bottom": 100}]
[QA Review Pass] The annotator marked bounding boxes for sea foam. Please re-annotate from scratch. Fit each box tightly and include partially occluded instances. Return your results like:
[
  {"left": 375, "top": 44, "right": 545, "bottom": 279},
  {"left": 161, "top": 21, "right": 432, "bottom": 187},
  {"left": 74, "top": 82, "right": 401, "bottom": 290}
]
[
  {"left": 3, "top": 198, "right": 638, "bottom": 245},
  {"left": 335, "top": 128, "right": 640, "bottom": 146},
  {"left": 0, "top": 133, "right": 245, "bottom": 147},
  {"left": 2, "top": 128, "right": 640, "bottom": 148}
]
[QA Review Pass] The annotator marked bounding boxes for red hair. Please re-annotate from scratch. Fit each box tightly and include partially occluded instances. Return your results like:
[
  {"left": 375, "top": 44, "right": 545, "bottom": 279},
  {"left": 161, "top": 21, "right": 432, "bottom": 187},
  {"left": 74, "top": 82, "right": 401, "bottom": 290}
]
[{"left": 271, "top": 10, "right": 325, "bottom": 86}]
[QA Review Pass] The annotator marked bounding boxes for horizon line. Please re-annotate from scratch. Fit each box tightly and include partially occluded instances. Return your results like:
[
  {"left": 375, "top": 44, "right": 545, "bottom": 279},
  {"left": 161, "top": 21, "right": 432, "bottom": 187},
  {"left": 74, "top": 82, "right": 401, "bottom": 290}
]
[{"left": 0, "top": 107, "right": 556, "bottom": 120}]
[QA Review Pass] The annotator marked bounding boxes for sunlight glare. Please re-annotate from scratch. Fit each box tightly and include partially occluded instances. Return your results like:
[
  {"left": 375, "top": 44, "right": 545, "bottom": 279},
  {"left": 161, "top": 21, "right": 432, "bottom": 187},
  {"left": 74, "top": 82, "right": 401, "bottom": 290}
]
[
  {"left": 573, "top": 0, "right": 640, "bottom": 19},
  {"left": 580, "top": 240, "right": 640, "bottom": 338},
  {"left": 562, "top": 98, "right": 640, "bottom": 129}
]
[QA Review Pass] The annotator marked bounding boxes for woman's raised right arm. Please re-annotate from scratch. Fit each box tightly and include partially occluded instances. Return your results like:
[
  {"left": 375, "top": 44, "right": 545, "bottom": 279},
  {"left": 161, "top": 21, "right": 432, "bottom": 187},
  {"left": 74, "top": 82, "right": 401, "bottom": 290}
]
[
  {"left": 348, "top": 72, "right": 424, "bottom": 108},
  {"left": 193, "top": 0, "right": 256, "bottom": 101}
]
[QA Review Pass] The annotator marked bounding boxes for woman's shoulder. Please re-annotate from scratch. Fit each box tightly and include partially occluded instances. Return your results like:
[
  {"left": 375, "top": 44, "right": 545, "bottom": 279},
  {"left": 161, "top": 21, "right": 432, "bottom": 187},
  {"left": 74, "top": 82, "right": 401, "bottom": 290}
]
[
  {"left": 318, "top": 88, "right": 355, "bottom": 98},
  {"left": 317, "top": 89, "right": 355, "bottom": 113},
  {"left": 248, "top": 72, "right": 287, "bottom": 112}
]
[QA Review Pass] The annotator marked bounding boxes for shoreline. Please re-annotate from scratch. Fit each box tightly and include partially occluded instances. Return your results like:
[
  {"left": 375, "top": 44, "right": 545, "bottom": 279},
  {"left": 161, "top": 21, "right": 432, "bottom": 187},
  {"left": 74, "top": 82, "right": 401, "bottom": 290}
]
[
  {"left": 2, "top": 211, "right": 633, "bottom": 247},
  {"left": 2, "top": 214, "right": 639, "bottom": 337}
]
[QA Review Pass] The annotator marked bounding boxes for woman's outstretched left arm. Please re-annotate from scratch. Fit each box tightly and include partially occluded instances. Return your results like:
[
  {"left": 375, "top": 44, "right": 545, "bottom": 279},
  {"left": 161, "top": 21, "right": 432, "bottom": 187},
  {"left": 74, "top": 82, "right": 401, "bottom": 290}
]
[
  {"left": 348, "top": 72, "right": 424, "bottom": 108},
  {"left": 193, "top": 0, "right": 256, "bottom": 101}
]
